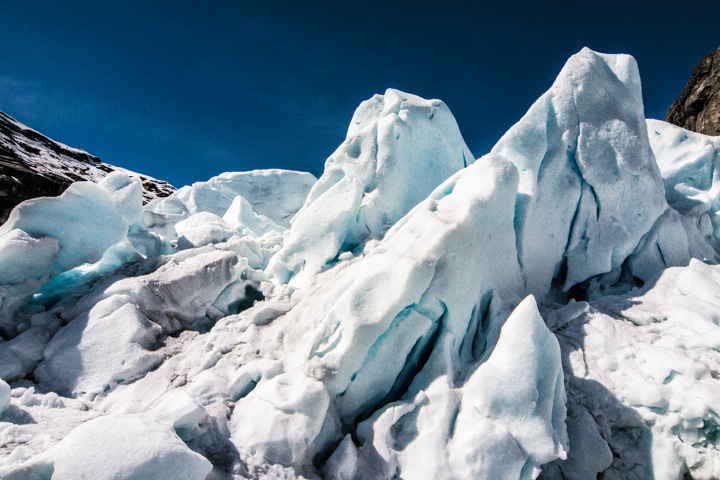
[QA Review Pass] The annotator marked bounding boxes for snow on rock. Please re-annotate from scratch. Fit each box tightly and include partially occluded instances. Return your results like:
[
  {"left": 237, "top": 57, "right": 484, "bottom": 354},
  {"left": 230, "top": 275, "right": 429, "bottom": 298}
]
[
  {"left": 267, "top": 89, "right": 474, "bottom": 286},
  {"left": 0, "top": 414, "right": 212, "bottom": 480},
  {"left": 492, "top": 48, "right": 667, "bottom": 297}
]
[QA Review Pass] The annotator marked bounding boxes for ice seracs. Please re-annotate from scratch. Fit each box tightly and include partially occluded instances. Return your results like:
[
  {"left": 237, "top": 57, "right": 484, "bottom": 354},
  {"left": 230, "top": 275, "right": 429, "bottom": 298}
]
[
  {"left": 492, "top": 48, "right": 667, "bottom": 297},
  {"left": 144, "top": 169, "right": 316, "bottom": 243},
  {"left": 1, "top": 48, "right": 720, "bottom": 480},
  {"left": 648, "top": 118, "right": 720, "bottom": 244},
  {"left": 267, "top": 89, "right": 474, "bottom": 287},
  {"left": 232, "top": 152, "right": 555, "bottom": 477}
]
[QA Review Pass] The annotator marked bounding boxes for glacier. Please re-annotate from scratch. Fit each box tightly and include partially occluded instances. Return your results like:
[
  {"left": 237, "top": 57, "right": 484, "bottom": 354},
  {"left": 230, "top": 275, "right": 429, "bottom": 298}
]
[{"left": 0, "top": 47, "right": 719, "bottom": 480}]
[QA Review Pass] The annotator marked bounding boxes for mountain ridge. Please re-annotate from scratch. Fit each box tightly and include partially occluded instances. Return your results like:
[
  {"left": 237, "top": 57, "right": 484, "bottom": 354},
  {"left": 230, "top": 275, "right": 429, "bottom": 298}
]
[
  {"left": 0, "top": 110, "right": 175, "bottom": 223},
  {"left": 665, "top": 45, "right": 720, "bottom": 136}
]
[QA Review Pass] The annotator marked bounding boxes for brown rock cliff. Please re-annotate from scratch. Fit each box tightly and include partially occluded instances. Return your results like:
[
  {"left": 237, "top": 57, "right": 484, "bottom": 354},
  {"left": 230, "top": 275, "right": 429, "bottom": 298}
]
[{"left": 665, "top": 46, "right": 720, "bottom": 136}]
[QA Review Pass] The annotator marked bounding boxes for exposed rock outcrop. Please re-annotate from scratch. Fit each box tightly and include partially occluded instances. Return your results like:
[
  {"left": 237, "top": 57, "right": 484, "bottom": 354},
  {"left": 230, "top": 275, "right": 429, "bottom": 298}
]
[
  {"left": 0, "top": 111, "right": 175, "bottom": 224},
  {"left": 665, "top": 46, "right": 720, "bottom": 136}
]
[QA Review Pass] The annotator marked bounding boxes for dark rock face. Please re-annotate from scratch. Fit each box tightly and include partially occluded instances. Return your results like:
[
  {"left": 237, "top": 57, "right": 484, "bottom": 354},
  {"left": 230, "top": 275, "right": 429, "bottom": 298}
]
[
  {"left": 0, "top": 111, "right": 176, "bottom": 224},
  {"left": 665, "top": 46, "right": 720, "bottom": 136}
]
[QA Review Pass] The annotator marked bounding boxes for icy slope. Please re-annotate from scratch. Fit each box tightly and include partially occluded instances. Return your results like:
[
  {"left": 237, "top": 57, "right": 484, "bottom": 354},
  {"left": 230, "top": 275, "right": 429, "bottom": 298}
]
[
  {"left": 0, "top": 110, "right": 176, "bottom": 224},
  {"left": 0, "top": 48, "right": 719, "bottom": 480}
]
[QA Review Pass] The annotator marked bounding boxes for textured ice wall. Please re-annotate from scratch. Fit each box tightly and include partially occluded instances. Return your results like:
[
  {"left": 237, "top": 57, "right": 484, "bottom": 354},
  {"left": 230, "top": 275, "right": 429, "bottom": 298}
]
[
  {"left": 232, "top": 153, "right": 559, "bottom": 476},
  {"left": 267, "top": 89, "right": 474, "bottom": 286},
  {"left": 648, "top": 119, "right": 720, "bottom": 244},
  {"left": 493, "top": 48, "right": 668, "bottom": 297}
]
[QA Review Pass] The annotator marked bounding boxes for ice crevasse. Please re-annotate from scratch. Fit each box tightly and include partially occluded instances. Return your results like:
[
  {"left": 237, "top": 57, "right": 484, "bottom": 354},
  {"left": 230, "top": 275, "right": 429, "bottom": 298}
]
[{"left": 0, "top": 48, "right": 718, "bottom": 480}]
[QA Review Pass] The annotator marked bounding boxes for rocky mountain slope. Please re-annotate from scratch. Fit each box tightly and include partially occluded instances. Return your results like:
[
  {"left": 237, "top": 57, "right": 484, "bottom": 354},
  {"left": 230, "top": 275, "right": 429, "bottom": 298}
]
[
  {"left": 0, "top": 111, "right": 175, "bottom": 223},
  {"left": 665, "top": 45, "right": 720, "bottom": 136}
]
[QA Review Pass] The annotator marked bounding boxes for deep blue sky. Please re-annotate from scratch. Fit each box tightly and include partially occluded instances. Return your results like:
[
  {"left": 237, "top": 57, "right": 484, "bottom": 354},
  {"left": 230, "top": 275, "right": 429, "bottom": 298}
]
[{"left": 1, "top": 1, "right": 718, "bottom": 188}]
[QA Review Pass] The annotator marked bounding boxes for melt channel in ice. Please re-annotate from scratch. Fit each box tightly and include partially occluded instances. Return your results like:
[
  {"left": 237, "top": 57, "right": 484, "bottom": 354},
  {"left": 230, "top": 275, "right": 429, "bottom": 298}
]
[{"left": 0, "top": 47, "right": 719, "bottom": 480}]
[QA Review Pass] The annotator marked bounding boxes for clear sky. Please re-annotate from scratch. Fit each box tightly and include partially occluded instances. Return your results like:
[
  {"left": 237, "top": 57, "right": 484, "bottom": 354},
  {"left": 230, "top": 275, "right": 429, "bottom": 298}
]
[{"left": 1, "top": 1, "right": 718, "bottom": 188}]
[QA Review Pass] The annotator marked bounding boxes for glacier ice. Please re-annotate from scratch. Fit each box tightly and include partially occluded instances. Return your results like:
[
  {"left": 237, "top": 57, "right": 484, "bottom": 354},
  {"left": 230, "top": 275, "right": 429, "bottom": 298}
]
[
  {"left": 0, "top": 181, "right": 128, "bottom": 275},
  {"left": 144, "top": 169, "right": 316, "bottom": 243},
  {"left": 648, "top": 118, "right": 720, "bottom": 243},
  {"left": 267, "top": 89, "right": 474, "bottom": 286},
  {"left": 176, "top": 212, "right": 238, "bottom": 249},
  {"left": 0, "top": 379, "right": 9, "bottom": 415},
  {"left": 0, "top": 48, "right": 719, "bottom": 480},
  {"left": 543, "top": 259, "right": 720, "bottom": 480},
  {"left": 355, "top": 296, "right": 566, "bottom": 480},
  {"left": 0, "top": 414, "right": 212, "bottom": 480},
  {"left": 492, "top": 48, "right": 668, "bottom": 297}
]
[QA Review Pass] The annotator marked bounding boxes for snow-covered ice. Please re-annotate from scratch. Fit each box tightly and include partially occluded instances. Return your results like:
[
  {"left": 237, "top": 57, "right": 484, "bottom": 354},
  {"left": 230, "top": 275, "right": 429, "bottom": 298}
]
[
  {"left": 542, "top": 259, "right": 720, "bottom": 479},
  {"left": 0, "top": 48, "right": 719, "bottom": 480},
  {"left": 2, "top": 414, "right": 212, "bottom": 480}
]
